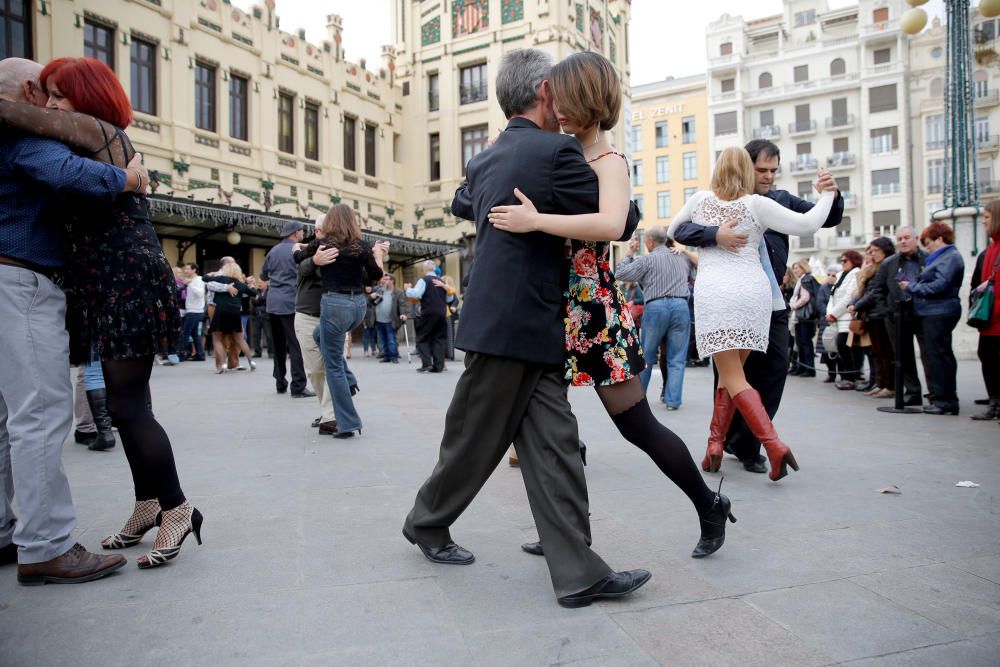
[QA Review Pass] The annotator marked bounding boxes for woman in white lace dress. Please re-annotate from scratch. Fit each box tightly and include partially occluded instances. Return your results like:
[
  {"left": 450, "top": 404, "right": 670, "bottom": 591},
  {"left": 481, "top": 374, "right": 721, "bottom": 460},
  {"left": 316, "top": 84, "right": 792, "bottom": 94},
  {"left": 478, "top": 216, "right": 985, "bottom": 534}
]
[{"left": 667, "top": 148, "right": 835, "bottom": 481}]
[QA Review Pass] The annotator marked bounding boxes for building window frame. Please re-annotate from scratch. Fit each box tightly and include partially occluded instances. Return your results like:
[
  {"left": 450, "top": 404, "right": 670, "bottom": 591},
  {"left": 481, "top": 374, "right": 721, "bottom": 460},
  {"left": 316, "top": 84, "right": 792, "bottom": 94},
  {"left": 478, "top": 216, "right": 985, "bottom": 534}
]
[
  {"left": 461, "top": 124, "right": 489, "bottom": 176},
  {"left": 194, "top": 61, "right": 217, "bottom": 133},
  {"left": 343, "top": 115, "right": 357, "bottom": 172},
  {"left": 130, "top": 36, "right": 157, "bottom": 116},
  {"left": 84, "top": 19, "right": 115, "bottom": 70},
  {"left": 0, "top": 0, "right": 32, "bottom": 60},
  {"left": 655, "top": 155, "right": 670, "bottom": 183},
  {"left": 459, "top": 63, "right": 488, "bottom": 105},
  {"left": 278, "top": 91, "right": 295, "bottom": 154},
  {"left": 657, "top": 191, "right": 671, "bottom": 218},
  {"left": 304, "top": 101, "right": 320, "bottom": 161},
  {"left": 228, "top": 73, "right": 248, "bottom": 141},
  {"left": 429, "top": 133, "right": 441, "bottom": 182},
  {"left": 655, "top": 120, "right": 668, "bottom": 148},
  {"left": 683, "top": 152, "right": 697, "bottom": 180},
  {"left": 428, "top": 72, "right": 440, "bottom": 112}
]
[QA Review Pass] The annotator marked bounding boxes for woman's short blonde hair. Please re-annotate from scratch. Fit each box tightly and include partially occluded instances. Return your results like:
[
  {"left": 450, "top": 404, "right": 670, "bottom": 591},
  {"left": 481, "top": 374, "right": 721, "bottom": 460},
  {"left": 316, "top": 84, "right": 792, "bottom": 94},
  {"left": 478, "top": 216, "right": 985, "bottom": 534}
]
[
  {"left": 711, "top": 147, "right": 757, "bottom": 201},
  {"left": 320, "top": 203, "right": 362, "bottom": 246},
  {"left": 220, "top": 262, "right": 245, "bottom": 282},
  {"left": 793, "top": 259, "right": 812, "bottom": 275},
  {"left": 549, "top": 52, "right": 621, "bottom": 131}
]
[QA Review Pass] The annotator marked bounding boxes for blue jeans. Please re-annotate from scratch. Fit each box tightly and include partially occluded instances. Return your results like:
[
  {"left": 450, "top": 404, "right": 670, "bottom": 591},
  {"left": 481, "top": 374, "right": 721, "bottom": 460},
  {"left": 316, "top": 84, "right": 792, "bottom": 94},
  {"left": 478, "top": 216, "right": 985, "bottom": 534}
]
[
  {"left": 375, "top": 321, "right": 399, "bottom": 360},
  {"left": 362, "top": 326, "right": 378, "bottom": 353},
  {"left": 319, "top": 293, "right": 366, "bottom": 432},
  {"left": 639, "top": 297, "right": 691, "bottom": 408},
  {"left": 82, "top": 361, "right": 106, "bottom": 391},
  {"left": 181, "top": 312, "right": 204, "bottom": 359}
]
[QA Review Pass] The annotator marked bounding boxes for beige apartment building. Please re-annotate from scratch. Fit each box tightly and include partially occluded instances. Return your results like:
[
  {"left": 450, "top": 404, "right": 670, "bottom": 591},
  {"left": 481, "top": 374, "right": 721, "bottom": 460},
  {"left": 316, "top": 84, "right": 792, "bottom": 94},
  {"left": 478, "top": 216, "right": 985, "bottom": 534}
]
[
  {"left": 5, "top": 0, "right": 633, "bottom": 280},
  {"left": 705, "top": 0, "right": 913, "bottom": 266},
  {"left": 629, "top": 75, "right": 711, "bottom": 238}
]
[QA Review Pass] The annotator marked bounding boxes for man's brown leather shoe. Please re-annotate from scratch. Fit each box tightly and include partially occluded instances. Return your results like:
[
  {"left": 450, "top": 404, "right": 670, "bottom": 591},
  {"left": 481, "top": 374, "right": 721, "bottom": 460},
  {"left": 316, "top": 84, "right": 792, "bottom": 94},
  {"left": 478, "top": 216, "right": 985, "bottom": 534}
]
[
  {"left": 17, "top": 543, "right": 126, "bottom": 585},
  {"left": 0, "top": 542, "right": 18, "bottom": 566}
]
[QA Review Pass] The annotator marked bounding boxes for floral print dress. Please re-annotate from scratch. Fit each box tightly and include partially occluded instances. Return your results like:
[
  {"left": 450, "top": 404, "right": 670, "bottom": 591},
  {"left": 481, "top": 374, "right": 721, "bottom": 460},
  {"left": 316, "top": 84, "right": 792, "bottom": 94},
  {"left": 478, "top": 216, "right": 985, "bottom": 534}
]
[{"left": 564, "top": 152, "right": 646, "bottom": 386}]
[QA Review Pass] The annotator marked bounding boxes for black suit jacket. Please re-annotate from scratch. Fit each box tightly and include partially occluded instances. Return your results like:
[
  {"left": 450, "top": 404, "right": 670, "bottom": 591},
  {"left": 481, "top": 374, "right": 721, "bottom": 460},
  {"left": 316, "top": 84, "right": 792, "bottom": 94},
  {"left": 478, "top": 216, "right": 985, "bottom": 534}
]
[{"left": 452, "top": 117, "right": 636, "bottom": 366}]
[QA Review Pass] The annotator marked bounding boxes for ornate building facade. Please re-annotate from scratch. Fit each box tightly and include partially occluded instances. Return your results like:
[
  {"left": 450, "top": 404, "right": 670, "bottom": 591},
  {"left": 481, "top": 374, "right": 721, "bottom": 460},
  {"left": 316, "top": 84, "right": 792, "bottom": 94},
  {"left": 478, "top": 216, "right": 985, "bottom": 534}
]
[{"left": 5, "top": 0, "right": 632, "bottom": 279}]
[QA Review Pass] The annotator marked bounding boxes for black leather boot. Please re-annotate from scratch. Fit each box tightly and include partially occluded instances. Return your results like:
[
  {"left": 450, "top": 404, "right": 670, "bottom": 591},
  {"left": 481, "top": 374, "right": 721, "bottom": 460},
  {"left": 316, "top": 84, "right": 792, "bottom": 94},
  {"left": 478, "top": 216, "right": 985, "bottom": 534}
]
[{"left": 85, "top": 389, "right": 116, "bottom": 451}]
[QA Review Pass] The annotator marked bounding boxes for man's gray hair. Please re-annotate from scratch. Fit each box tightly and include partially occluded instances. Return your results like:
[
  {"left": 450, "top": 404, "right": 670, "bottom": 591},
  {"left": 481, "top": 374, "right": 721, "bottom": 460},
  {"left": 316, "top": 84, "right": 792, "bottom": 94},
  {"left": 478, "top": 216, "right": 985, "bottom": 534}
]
[
  {"left": 646, "top": 226, "right": 669, "bottom": 245},
  {"left": 423, "top": 260, "right": 437, "bottom": 272},
  {"left": 0, "top": 58, "right": 41, "bottom": 99},
  {"left": 495, "top": 49, "right": 554, "bottom": 119}
]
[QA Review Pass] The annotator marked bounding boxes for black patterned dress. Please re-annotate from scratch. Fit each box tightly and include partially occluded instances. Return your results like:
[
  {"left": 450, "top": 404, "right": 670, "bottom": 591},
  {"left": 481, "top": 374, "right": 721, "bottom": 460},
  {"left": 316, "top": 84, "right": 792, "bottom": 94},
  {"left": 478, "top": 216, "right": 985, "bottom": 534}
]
[
  {"left": 64, "top": 135, "right": 181, "bottom": 364},
  {"left": 564, "top": 151, "right": 646, "bottom": 386}
]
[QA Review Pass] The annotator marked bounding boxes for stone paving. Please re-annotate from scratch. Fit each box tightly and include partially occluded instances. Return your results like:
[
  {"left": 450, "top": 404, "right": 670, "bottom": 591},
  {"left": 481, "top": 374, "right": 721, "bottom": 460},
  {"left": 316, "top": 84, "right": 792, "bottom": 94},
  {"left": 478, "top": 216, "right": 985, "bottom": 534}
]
[{"left": 1, "top": 351, "right": 998, "bottom": 666}]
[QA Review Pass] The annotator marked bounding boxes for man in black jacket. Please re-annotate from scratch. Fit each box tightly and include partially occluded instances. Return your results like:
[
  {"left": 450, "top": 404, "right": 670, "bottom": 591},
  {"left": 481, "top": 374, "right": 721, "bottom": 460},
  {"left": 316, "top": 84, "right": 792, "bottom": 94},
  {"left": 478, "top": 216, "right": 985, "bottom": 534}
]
[
  {"left": 403, "top": 49, "right": 649, "bottom": 608},
  {"left": 406, "top": 260, "right": 448, "bottom": 372},
  {"left": 673, "top": 139, "right": 843, "bottom": 474},
  {"left": 855, "top": 226, "right": 928, "bottom": 405}
]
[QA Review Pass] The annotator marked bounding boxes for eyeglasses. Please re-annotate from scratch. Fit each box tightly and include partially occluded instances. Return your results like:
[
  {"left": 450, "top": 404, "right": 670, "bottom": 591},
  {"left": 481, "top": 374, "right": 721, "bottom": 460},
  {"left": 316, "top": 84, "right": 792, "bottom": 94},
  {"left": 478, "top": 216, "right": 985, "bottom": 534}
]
[{"left": 837, "top": 257, "right": 847, "bottom": 262}]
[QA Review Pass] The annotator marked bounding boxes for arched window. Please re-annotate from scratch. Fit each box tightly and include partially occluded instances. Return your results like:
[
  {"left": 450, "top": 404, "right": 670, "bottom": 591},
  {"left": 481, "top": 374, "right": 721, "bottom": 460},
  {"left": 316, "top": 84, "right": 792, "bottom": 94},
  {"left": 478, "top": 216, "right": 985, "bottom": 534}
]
[
  {"left": 929, "top": 77, "right": 944, "bottom": 97},
  {"left": 830, "top": 58, "right": 846, "bottom": 76},
  {"left": 758, "top": 72, "right": 772, "bottom": 89}
]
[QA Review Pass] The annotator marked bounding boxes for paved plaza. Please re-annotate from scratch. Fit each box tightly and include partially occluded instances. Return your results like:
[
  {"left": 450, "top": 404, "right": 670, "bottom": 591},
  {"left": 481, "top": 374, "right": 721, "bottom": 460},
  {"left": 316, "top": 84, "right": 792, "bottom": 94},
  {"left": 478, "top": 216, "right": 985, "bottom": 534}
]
[{"left": 0, "top": 351, "right": 998, "bottom": 666}]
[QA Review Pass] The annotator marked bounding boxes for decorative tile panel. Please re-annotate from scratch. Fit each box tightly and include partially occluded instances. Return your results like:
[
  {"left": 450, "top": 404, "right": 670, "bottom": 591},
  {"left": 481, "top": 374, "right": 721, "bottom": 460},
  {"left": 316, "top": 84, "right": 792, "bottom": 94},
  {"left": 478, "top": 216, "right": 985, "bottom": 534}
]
[
  {"left": 421, "top": 16, "right": 441, "bottom": 46},
  {"left": 575, "top": 3, "right": 584, "bottom": 32},
  {"left": 609, "top": 37, "right": 616, "bottom": 64},
  {"left": 501, "top": 0, "right": 523, "bottom": 24},
  {"left": 452, "top": 0, "right": 489, "bottom": 38}
]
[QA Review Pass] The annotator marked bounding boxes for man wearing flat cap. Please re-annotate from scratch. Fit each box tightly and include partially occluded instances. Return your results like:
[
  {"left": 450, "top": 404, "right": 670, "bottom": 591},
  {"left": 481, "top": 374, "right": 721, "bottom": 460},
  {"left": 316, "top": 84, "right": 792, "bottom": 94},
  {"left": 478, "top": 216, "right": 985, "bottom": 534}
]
[{"left": 260, "top": 221, "right": 314, "bottom": 398}]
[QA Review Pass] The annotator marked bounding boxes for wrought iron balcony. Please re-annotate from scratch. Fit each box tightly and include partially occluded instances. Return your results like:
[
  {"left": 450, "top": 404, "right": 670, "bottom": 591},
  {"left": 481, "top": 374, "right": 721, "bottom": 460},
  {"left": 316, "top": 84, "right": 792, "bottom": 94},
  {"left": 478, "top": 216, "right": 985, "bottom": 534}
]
[
  {"left": 975, "top": 90, "right": 1000, "bottom": 107},
  {"left": 872, "top": 182, "right": 901, "bottom": 196},
  {"left": 752, "top": 125, "right": 781, "bottom": 139},
  {"left": 459, "top": 82, "right": 488, "bottom": 105},
  {"left": 825, "top": 114, "right": 855, "bottom": 130},
  {"left": 826, "top": 152, "right": 856, "bottom": 169},
  {"left": 790, "top": 156, "right": 818, "bottom": 173},
  {"left": 788, "top": 120, "right": 817, "bottom": 136}
]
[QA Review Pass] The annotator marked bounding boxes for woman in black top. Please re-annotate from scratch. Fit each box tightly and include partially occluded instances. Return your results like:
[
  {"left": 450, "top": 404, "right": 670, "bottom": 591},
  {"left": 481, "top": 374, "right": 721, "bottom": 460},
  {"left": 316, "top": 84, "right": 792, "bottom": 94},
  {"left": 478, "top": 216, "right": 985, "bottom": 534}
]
[
  {"left": 204, "top": 263, "right": 258, "bottom": 374},
  {"left": 295, "top": 204, "right": 387, "bottom": 438}
]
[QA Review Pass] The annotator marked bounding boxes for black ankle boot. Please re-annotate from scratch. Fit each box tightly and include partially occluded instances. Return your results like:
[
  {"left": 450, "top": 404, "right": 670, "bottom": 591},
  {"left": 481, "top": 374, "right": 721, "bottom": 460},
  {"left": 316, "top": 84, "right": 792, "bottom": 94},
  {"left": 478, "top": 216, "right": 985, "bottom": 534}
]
[
  {"left": 85, "top": 389, "right": 116, "bottom": 451},
  {"left": 971, "top": 398, "right": 1000, "bottom": 421}
]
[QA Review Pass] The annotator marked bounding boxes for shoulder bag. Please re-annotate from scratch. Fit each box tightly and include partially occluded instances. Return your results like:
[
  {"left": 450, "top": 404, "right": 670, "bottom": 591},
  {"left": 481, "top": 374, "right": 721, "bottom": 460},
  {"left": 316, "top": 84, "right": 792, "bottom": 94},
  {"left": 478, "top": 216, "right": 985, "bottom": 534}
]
[{"left": 968, "top": 252, "right": 1000, "bottom": 329}]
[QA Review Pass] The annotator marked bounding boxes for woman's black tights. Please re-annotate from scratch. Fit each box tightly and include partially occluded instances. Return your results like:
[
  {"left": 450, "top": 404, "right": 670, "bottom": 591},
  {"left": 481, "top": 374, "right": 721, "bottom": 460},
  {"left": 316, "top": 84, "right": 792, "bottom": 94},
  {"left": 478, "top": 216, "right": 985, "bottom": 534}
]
[
  {"left": 595, "top": 377, "right": 715, "bottom": 514},
  {"left": 102, "top": 355, "right": 186, "bottom": 510}
]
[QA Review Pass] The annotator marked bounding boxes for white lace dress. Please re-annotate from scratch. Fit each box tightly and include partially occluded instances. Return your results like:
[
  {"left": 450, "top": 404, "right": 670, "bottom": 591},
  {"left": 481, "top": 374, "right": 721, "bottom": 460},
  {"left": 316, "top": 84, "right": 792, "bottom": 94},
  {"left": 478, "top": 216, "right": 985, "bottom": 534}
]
[{"left": 668, "top": 191, "right": 835, "bottom": 357}]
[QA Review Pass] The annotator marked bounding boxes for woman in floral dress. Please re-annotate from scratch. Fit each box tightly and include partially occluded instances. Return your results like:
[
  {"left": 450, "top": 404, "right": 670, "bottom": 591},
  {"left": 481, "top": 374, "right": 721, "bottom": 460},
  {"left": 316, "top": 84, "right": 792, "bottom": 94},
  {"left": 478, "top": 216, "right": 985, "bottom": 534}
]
[{"left": 489, "top": 52, "right": 734, "bottom": 559}]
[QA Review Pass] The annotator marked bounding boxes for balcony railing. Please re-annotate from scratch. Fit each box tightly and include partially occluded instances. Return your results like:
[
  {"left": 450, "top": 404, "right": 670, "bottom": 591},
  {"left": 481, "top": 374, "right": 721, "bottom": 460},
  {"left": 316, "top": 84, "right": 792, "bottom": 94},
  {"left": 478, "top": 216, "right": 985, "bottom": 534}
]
[
  {"left": 459, "top": 83, "right": 488, "bottom": 105},
  {"left": 834, "top": 234, "right": 868, "bottom": 248},
  {"left": 825, "top": 114, "right": 855, "bottom": 130},
  {"left": 790, "top": 156, "right": 818, "bottom": 173},
  {"left": 827, "top": 152, "right": 856, "bottom": 168},
  {"left": 862, "top": 20, "right": 899, "bottom": 36},
  {"left": 870, "top": 140, "right": 898, "bottom": 155},
  {"left": 925, "top": 139, "right": 946, "bottom": 151},
  {"left": 788, "top": 120, "right": 817, "bottom": 135},
  {"left": 842, "top": 193, "right": 857, "bottom": 208},
  {"left": 981, "top": 180, "right": 1000, "bottom": 195},
  {"left": 977, "top": 134, "right": 1000, "bottom": 151},
  {"left": 712, "top": 91, "right": 739, "bottom": 102},
  {"left": 790, "top": 234, "right": 819, "bottom": 250},
  {"left": 752, "top": 125, "right": 780, "bottom": 139},
  {"left": 927, "top": 183, "right": 944, "bottom": 194},
  {"left": 872, "top": 182, "right": 901, "bottom": 196},
  {"left": 975, "top": 90, "right": 1000, "bottom": 107}
]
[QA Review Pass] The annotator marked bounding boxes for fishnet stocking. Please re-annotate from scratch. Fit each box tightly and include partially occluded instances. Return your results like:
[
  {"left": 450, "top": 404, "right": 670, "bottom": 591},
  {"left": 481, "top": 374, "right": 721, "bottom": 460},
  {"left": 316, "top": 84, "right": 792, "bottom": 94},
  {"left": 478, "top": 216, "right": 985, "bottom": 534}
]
[
  {"left": 120, "top": 499, "right": 159, "bottom": 536},
  {"left": 148, "top": 501, "right": 192, "bottom": 554}
]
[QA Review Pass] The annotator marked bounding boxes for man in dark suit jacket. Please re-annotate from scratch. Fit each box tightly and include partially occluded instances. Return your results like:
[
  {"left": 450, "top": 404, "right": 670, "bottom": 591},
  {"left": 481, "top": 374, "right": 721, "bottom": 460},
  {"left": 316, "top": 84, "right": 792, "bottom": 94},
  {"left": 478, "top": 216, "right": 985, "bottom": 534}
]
[
  {"left": 673, "top": 139, "right": 843, "bottom": 474},
  {"left": 402, "top": 48, "right": 649, "bottom": 608}
]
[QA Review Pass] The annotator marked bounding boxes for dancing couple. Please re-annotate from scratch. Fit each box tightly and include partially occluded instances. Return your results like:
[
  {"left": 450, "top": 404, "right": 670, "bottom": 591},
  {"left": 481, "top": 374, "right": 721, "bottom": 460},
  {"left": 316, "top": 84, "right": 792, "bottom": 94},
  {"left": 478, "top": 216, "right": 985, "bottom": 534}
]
[
  {"left": 402, "top": 48, "right": 734, "bottom": 608},
  {"left": 0, "top": 57, "right": 199, "bottom": 583}
]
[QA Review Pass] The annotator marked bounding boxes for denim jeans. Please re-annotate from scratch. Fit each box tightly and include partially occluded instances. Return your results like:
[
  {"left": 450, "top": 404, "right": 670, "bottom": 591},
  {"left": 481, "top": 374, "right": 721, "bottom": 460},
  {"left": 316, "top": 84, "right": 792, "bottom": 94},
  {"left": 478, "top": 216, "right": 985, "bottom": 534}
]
[
  {"left": 319, "top": 293, "right": 367, "bottom": 432},
  {"left": 375, "top": 321, "right": 399, "bottom": 360},
  {"left": 921, "top": 314, "right": 960, "bottom": 406},
  {"left": 181, "top": 312, "right": 204, "bottom": 359},
  {"left": 639, "top": 297, "right": 691, "bottom": 407}
]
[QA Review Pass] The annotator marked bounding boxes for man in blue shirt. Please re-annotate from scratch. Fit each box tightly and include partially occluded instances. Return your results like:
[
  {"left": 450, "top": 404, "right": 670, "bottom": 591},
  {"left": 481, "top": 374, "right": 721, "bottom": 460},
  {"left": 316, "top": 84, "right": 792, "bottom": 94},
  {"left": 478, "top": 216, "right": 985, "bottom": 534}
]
[
  {"left": 673, "top": 139, "right": 843, "bottom": 475},
  {"left": 0, "top": 57, "right": 147, "bottom": 584}
]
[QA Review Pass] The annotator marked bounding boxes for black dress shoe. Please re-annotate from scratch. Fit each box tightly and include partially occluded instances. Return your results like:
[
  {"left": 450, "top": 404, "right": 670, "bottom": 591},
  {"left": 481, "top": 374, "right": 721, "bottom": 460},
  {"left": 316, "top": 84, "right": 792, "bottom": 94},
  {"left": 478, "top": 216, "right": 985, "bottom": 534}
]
[
  {"left": 0, "top": 542, "right": 18, "bottom": 566},
  {"left": 557, "top": 569, "right": 652, "bottom": 608},
  {"left": 349, "top": 384, "right": 359, "bottom": 396},
  {"left": 923, "top": 404, "right": 959, "bottom": 416},
  {"left": 276, "top": 385, "right": 288, "bottom": 395},
  {"left": 403, "top": 529, "right": 475, "bottom": 565},
  {"left": 742, "top": 455, "right": 767, "bottom": 474},
  {"left": 74, "top": 430, "right": 98, "bottom": 446},
  {"left": 318, "top": 421, "right": 339, "bottom": 435},
  {"left": 291, "top": 389, "right": 317, "bottom": 399},
  {"left": 974, "top": 398, "right": 990, "bottom": 406},
  {"left": 521, "top": 541, "right": 544, "bottom": 556},
  {"left": 332, "top": 429, "right": 359, "bottom": 439},
  {"left": 416, "top": 367, "right": 430, "bottom": 373},
  {"left": 311, "top": 417, "right": 321, "bottom": 428}
]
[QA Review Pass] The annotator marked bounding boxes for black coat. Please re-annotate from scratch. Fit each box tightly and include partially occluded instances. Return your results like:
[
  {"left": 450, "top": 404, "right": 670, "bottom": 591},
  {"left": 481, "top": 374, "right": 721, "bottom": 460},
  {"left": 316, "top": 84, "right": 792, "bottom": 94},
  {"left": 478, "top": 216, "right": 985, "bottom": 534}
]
[
  {"left": 452, "top": 117, "right": 637, "bottom": 365},
  {"left": 860, "top": 250, "right": 927, "bottom": 321}
]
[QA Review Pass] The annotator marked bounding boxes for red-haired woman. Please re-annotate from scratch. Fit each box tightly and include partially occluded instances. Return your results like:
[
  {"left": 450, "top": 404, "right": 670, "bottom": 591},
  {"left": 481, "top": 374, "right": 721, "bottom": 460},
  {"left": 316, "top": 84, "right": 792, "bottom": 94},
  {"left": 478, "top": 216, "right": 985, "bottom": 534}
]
[
  {"left": 900, "top": 222, "right": 965, "bottom": 415},
  {"left": 0, "top": 58, "right": 201, "bottom": 568}
]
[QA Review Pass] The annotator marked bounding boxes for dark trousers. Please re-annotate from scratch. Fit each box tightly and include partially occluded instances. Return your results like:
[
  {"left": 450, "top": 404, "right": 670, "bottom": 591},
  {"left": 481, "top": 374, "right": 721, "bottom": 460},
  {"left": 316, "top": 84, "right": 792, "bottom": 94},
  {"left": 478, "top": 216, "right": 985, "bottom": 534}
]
[
  {"left": 716, "top": 310, "right": 791, "bottom": 463},
  {"left": 404, "top": 352, "right": 610, "bottom": 598},
  {"left": 375, "top": 321, "right": 399, "bottom": 360},
  {"left": 979, "top": 335, "right": 1000, "bottom": 397},
  {"left": 887, "top": 316, "right": 926, "bottom": 402},
  {"left": 794, "top": 320, "right": 816, "bottom": 373},
  {"left": 180, "top": 312, "right": 204, "bottom": 359},
  {"left": 836, "top": 332, "right": 861, "bottom": 381},
  {"left": 415, "top": 313, "right": 447, "bottom": 371},
  {"left": 252, "top": 315, "right": 273, "bottom": 355},
  {"left": 921, "top": 314, "right": 961, "bottom": 406},
  {"left": 868, "top": 319, "right": 894, "bottom": 390},
  {"left": 269, "top": 313, "right": 307, "bottom": 394}
]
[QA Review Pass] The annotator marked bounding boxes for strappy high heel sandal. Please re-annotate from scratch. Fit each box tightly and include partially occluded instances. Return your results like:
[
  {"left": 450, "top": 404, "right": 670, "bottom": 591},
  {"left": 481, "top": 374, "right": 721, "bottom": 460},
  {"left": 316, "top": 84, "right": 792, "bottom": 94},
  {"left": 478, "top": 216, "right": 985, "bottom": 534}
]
[
  {"left": 101, "top": 499, "right": 160, "bottom": 549},
  {"left": 137, "top": 501, "right": 204, "bottom": 569},
  {"left": 691, "top": 477, "right": 737, "bottom": 558}
]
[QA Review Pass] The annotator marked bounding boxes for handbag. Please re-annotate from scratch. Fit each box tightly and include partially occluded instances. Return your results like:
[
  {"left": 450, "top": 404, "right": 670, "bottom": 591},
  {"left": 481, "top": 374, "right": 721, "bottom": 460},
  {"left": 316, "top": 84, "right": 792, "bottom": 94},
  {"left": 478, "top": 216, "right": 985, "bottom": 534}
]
[
  {"left": 968, "top": 252, "right": 1000, "bottom": 329},
  {"left": 795, "top": 299, "right": 817, "bottom": 322},
  {"left": 847, "top": 315, "right": 867, "bottom": 336}
]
